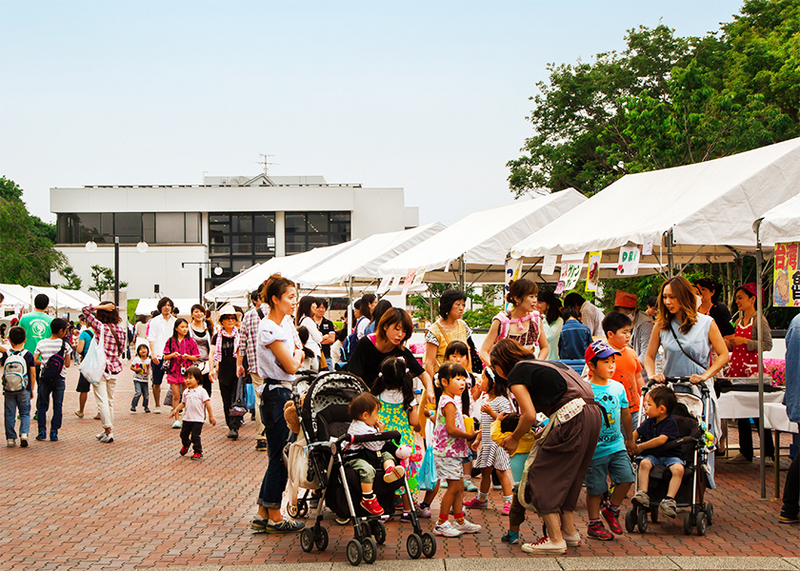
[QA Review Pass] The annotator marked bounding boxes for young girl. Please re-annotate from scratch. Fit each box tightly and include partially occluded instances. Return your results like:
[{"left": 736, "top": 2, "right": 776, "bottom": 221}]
[
  {"left": 432, "top": 362, "right": 480, "bottom": 538},
  {"left": 170, "top": 366, "right": 216, "bottom": 459},
  {"left": 371, "top": 356, "right": 421, "bottom": 521},
  {"left": 444, "top": 341, "right": 480, "bottom": 491},
  {"left": 464, "top": 367, "right": 514, "bottom": 514},
  {"left": 163, "top": 318, "right": 199, "bottom": 428},
  {"left": 130, "top": 344, "right": 152, "bottom": 413}
]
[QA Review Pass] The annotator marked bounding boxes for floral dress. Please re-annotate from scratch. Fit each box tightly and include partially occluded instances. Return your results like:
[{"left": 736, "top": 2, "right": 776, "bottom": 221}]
[{"left": 378, "top": 389, "right": 420, "bottom": 494}]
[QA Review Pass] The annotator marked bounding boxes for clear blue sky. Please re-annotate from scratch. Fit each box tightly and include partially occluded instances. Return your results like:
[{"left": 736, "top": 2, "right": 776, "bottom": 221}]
[{"left": 0, "top": 0, "right": 744, "bottom": 226}]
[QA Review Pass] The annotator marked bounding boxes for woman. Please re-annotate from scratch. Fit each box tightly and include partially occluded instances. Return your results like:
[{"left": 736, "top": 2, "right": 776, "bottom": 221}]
[
  {"left": 211, "top": 306, "right": 241, "bottom": 439},
  {"left": 424, "top": 289, "right": 472, "bottom": 378},
  {"left": 313, "top": 298, "right": 337, "bottom": 370},
  {"left": 644, "top": 276, "right": 729, "bottom": 489},
  {"left": 188, "top": 304, "right": 213, "bottom": 397},
  {"left": 364, "top": 299, "right": 392, "bottom": 336},
  {"left": 296, "top": 296, "right": 323, "bottom": 370},
  {"left": 147, "top": 297, "right": 176, "bottom": 413},
  {"left": 251, "top": 274, "right": 306, "bottom": 534},
  {"left": 480, "top": 279, "right": 549, "bottom": 365},
  {"left": 355, "top": 293, "right": 376, "bottom": 340},
  {"left": 725, "top": 283, "right": 775, "bottom": 465},
  {"left": 694, "top": 277, "right": 735, "bottom": 337},
  {"left": 494, "top": 339, "right": 602, "bottom": 554},
  {"left": 163, "top": 318, "right": 199, "bottom": 427},
  {"left": 537, "top": 289, "right": 563, "bottom": 360},
  {"left": 81, "top": 302, "right": 128, "bottom": 444}
]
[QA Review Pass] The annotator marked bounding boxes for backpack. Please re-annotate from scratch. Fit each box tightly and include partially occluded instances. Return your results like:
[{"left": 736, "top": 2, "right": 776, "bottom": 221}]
[
  {"left": 338, "top": 317, "right": 366, "bottom": 368},
  {"left": 2, "top": 350, "right": 29, "bottom": 392},
  {"left": 40, "top": 340, "right": 67, "bottom": 382}
]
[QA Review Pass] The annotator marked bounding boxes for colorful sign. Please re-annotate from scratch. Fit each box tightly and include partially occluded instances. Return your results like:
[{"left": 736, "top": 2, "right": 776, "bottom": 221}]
[
  {"left": 586, "top": 251, "right": 602, "bottom": 292},
  {"left": 560, "top": 254, "right": 584, "bottom": 291},
  {"left": 616, "top": 245, "right": 641, "bottom": 276},
  {"left": 774, "top": 242, "right": 800, "bottom": 307}
]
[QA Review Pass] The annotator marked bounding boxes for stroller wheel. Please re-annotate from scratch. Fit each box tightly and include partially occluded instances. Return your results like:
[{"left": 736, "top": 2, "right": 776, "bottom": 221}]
[
  {"left": 314, "top": 526, "right": 329, "bottom": 551},
  {"left": 370, "top": 520, "right": 387, "bottom": 544},
  {"left": 637, "top": 509, "right": 648, "bottom": 533},
  {"left": 625, "top": 508, "right": 637, "bottom": 533},
  {"left": 300, "top": 528, "right": 315, "bottom": 553},
  {"left": 421, "top": 532, "right": 437, "bottom": 558},
  {"left": 406, "top": 533, "right": 422, "bottom": 560},
  {"left": 362, "top": 537, "right": 378, "bottom": 564},
  {"left": 288, "top": 504, "right": 299, "bottom": 519},
  {"left": 704, "top": 502, "right": 715, "bottom": 526},
  {"left": 682, "top": 511, "right": 693, "bottom": 535},
  {"left": 347, "top": 539, "right": 363, "bottom": 566},
  {"left": 650, "top": 506, "right": 659, "bottom": 523},
  {"left": 696, "top": 512, "right": 708, "bottom": 536},
  {"left": 298, "top": 499, "right": 309, "bottom": 519}
]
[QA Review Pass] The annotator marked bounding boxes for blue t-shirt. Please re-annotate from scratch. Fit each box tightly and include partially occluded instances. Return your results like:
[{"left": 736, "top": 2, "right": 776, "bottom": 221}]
[
  {"left": 637, "top": 415, "right": 683, "bottom": 460},
  {"left": 590, "top": 379, "right": 629, "bottom": 459},
  {"left": 78, "top": 329, "right": 94, "bottom": 359}
]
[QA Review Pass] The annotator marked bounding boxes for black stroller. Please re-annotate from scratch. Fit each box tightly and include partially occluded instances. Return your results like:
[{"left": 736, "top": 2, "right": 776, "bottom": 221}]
[
  {"left": 626, "top": 380, "right": 716, "bottom": 536},
  {"left": 292, "top": 371, "right": 436, "bottom": 566}
]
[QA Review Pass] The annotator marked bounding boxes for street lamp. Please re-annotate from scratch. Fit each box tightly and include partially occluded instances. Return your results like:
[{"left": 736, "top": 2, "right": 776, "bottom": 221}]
[
  {"left": 85, "top": 237, "right": 149, "bottom": 307},
  {"left": 181, "top": 261, "right": 223, "bottom": 304}
]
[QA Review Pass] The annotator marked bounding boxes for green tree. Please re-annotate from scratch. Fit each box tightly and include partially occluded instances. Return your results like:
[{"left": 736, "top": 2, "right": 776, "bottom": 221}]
[
  {"left": 88, "top": 265, "right": 128, "bottom": 299},
  {"left": 57, "top": 265, "right": 83, "bottom": 291}
]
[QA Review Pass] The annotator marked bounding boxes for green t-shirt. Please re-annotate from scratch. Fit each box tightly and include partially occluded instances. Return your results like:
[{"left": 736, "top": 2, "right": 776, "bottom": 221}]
[{"left": 19, "top": 312, "right": 53, "bottom": 354}]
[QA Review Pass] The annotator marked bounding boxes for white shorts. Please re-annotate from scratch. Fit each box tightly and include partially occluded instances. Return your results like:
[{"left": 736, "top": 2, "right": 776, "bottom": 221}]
[{"left": 435, "top": 456, "right": 464, "bottom": 481}]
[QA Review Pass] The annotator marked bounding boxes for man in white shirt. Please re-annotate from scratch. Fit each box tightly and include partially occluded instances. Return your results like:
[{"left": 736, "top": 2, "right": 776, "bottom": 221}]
[{"left": 147, "top": 297, "right": 176, "bottom": 414}]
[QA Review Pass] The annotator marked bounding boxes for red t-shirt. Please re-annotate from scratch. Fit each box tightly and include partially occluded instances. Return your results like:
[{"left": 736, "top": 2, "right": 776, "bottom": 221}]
[{"left": 611, "top": 345, "right": 643, "bottom": 413}]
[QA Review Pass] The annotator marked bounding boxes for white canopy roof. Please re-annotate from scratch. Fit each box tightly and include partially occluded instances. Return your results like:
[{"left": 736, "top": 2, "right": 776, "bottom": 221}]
[
  {"left": 511, "top": 137, "right": 800, "bottom": 264},
  {"left": 758, "top": 192, "right": 800, "bottom": 246},
  {"left": 27, "top": 286, "right": 99, "bottom": 311},
  {"left": 0, "top": 284, "right": 31, "bottom": 309},
  {"left": 204, "top": 240, "right": 359, "bottom": 302},
  {"left": 379, "top": 189, "right": 587, "bottom": 282},
  {"left": 299, "top": 222, "right": 446, "bottom": 287}
]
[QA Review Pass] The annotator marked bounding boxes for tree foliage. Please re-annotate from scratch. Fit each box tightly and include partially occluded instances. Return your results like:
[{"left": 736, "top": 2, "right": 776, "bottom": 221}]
[
  {"left": 88, "top": 265, "right": 128, "bottom": 299},
  {"left": 58, "top": 265, "right": 83, "bottom": 291},
  {"left": 508, "top": 0, "right": 800, "bottom": 197}
]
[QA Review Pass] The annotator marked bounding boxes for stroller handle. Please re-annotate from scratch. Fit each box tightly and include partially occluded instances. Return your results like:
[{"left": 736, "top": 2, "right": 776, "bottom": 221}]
[
  {"left": 335, "top": 430, "right": 402, "bottom": 454},
  {"left": 644, "top": 378, "right": 710, "bottom": 395}
]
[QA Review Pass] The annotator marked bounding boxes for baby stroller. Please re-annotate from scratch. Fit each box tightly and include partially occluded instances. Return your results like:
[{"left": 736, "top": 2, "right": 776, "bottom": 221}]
[
  {"left": 626, "top": 379, "right": 716, "bottom": 536},
  {"left": 293, "top": 370, "right": 436, "bottom": 566}
]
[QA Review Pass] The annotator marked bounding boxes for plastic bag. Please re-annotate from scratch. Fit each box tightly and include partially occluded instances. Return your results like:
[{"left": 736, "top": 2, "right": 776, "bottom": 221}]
[
  {"left": 78, "top": 328, "right": 106, "bottom": 387},
  {"left": 418, "top": 411, "right": 438, "bottom": 491},
  {"left": 245, "top": 382, "right": 256, "bottom": 410}
]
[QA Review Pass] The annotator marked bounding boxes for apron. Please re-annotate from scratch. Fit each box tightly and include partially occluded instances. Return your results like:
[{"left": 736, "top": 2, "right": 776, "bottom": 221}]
[{"left": 728, "top": 320, "right": 757, "bottom": 378}]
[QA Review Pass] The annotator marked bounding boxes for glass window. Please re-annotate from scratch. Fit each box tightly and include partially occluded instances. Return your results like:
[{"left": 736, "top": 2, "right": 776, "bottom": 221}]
[
  {"left": 255, "top": 235, "right": 275, "bottom": 255},
  {"left": 285, "top": 214, "right": 305, "bottom": 233},
  {"left": 115, "top": 213, "right": 142, "bottom": 243},
  {"left": 307, "top": 213, "right": 328, "bottom": 234},
  {"left": 208, "top": 211, "right": 276, "bottom": 288},
  {"left": 185, "top": 213, "right": 200, "bottom": 243},
  {"left": 232, "top": 259, "right": 252, "bottom": 274},
  {"left": 155, "top": 212, "right": 185, "bottom": 243},
  {"left": 232, "top": 235, "right": 252, "bottom": 255},
  {"left": 143, "top": 213, "right": 155, "bottom": 244},
  {"left": 254, "top": 214, "right": 275, "bottom": 233},
  {"left": 281, "top": 212, "right": 350, "bottom": 254},
  {"left": 231, "top": 214, "right": 253, "bottom": 234}
]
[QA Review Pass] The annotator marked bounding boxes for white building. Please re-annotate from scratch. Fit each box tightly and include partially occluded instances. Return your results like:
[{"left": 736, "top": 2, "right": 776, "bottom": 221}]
[{"left": 51, "top": 173, "right": 419, "bottom": 300}]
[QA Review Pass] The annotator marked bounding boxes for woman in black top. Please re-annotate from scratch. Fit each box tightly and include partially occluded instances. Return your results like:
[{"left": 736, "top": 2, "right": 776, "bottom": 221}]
[
  {"left": 189, "top": 304, "right": 213, "bottom": 397},
  {"left": 694, "top": 277, "right": 735, "bottom": 337}
]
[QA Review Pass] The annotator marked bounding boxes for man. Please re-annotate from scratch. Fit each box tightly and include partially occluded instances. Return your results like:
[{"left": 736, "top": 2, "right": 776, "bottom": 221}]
[
  {"left": 780, "top": 313, "right": 800, "bottom": 524},
  {"left": 19, "top": 294, "right": 53, "bottom": 356},
  {"left": 631, "top": 296, "right": 658, "bottom": 365},
  {"left": 147, "top": 297, "right": 176, "bottom": 414},
  {"left": 314, "top": 298, "right": 336, "bottom": 370},
  {"left": 237, "top": 290, "right": 268, "bottom": 451},
  {"left": 563, "top": 292, "right": 605, "bottom": 337}
]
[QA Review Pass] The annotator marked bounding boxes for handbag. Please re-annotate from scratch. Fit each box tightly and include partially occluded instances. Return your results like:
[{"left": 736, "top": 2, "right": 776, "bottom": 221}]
[
  {"left": 229, "top": 375, "right": 249, "bottom": 417},
  {"left": 78, "top": 329, "right": 106, "bottom": 386},
  {"left": 418, "top": 412, "right": 438, "bottom": 491}
]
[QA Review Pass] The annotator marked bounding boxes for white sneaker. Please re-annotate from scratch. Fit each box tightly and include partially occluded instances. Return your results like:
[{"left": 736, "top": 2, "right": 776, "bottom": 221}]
[
  {"left": 154, "top": 407, "right": 161, "bottom": 414},
  {"left": 100, "top": 433, "right": 114, "bottom": 443},
  {"left": 172, "top": 420, "right": 182, "bottom": 429},
  {"left": 96, "top": 433, "right": 105, "bottom": 441},
  {"left": 7, "top": 439, "right": 16, "bottom": 447},
  {"left": 521, "top": 537, "right": 567, "bottom": 554},
  {"left": 20, "top": 434, "right": 28, "bottom": 448},
  {"left": 452, "top": 518, "right": 481, "bottom": 534},
  {"left": 433, "top": 520, "right": 462, "bottom": 537}
]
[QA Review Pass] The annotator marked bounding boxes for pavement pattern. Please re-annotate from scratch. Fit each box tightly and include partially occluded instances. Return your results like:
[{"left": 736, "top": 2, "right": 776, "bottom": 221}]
[{"left": 1, "top": 366, "right": 798, "bottom": 571}]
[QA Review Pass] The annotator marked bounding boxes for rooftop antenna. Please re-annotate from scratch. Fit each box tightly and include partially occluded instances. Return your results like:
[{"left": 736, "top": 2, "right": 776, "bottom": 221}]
[{"left": 257, "top": 154, "right": 278, "bottom": 175}]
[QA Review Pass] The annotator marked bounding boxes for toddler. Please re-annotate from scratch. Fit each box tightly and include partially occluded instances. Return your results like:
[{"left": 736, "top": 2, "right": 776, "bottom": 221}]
[
  {"left": 130, "top": 344, "right": 152, "bottom": 413},
  {"left": 170, "top": 366, "right": 215, "bottom": 459}
]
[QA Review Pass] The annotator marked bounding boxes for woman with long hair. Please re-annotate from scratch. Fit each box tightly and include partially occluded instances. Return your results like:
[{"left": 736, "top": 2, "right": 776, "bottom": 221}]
[
  {"left": 296, "top": 295, "right": 323, "bottom": 370},
  {"left": 188, "top": 304, "right": 214, "bottom": 397}
]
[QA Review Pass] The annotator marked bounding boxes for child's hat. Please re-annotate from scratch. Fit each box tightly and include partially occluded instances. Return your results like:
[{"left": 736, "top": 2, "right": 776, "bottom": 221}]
[{"left": 584, "top": 339, "right": 621, "bottom": 363}]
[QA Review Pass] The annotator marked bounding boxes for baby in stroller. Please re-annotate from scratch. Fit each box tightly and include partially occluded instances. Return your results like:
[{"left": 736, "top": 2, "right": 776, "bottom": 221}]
[{"left": 345, "top": 393, "right": 406, "bottom": 515}]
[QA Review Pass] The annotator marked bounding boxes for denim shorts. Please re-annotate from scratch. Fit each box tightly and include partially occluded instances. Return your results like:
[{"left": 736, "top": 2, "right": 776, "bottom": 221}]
[
  {"left": 641, "top": 455, "right": 685, "bottom": 468},
  {"left": 584, "top": 449, "right": 636, "bottom": 495}
]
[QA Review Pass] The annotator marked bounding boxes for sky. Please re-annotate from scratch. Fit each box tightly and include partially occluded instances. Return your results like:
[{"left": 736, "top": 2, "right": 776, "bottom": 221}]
[{"left": 0, "top": 0, "right": 745, "bottom": 226}]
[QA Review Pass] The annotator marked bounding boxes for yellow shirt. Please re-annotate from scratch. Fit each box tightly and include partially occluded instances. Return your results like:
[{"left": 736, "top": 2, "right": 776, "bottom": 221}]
[{"left": 490, "top": 419, "right": 536, "bottom": 455}]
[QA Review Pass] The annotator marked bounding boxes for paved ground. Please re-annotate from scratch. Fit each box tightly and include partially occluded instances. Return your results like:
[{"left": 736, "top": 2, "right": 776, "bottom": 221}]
[{"left": 1, "top": 366, "right": 798, "bottom": 571}]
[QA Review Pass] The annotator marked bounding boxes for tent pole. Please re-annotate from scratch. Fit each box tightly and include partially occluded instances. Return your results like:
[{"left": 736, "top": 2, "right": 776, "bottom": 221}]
[
  {"left": 667, "top": 229, "right": 674, "bottom": 278},
  {"left": 459, "top": 254, "right": 466, "bottom": 292},
  {"left": 755, "top": 220, "right": 766, "bottom": 499},
  {"left": 348, "top": 276, "right": 354, "bottom": 333}
]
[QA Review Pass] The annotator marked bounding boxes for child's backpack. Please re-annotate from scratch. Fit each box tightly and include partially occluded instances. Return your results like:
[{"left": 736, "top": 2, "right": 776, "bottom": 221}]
[
  {"left": 40, "top": 340, "right": 67, "bottom": 382},
  {"left": 2, "top": 350, "right": 30, "bottom": 392}
]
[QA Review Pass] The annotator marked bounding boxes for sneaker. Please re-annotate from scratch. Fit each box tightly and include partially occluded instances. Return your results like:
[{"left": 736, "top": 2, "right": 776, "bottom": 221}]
[
  {"left": 250, "top": 518, "right": 268, "bottom": 532},
  {"left": 360, "top": 496, "right": 384, "bottom": 516},
  {"left": 144, "top": 408, "right": 151, "bottom": 413},
  {"left": 180, "top": 446, "right": 189, "bottom": 456},
  {"left": 601, "top": 505, "right": 623, "bottom": 535},
  {"left": 227, "top": 428, "right": 238, "bottom": 439},
  {"left": 400, "top": 512, "right": 412, "bottom": 523},
  {"left": 74, "top": 410, "right": 84, "bottom": 418},
  {"left": 50, "top": 432, "right": 58, "bottom": 442},
  {"left": 463, "top": 497, "right": 488, "bottom": 508},
  {"left": 154, "top": 407, "right": 161, "bottom": 414},
  {"left": 383, "top": 464, "right": 405, "bottom": 483},
  {"left": 255, "top": 440, "right": 268, "bottom": 451},
  {"left": 659, "top": 498, "right": 678, "bottom": 518},
  {"left": 36, "top": 431, "right": 46, "bottom": 441},
  {"left": 521, "top": 536, "right": 567, "bottom": 554},
  {"left": 6, "top": 439, "right": 15, "bottom": 447},
  {"left": 20, "top": 434, "right": 28, "bottom": 448},
  {"left": 264, "top": 518, "right": 304, "bottom": 533},
  {"left": 433, "top": 520, "right": 462, "bottom": 537},
  {"left": 99, "top": 433, "right": 114, "bottom": 443},
  {"left": 191, "top": 452, "right": 203, "bottom": 460},
  {"left": 778, "top": 508, "right": 799, "bottom": 524},
  {"left": 171, "top": 420, "right": 182, "bottom": 429},
  {"left": 452, "top": 518, "right": 481, "bottom": 534},
  {"left": 563, "top": 532, "right": 582, "bottom": 547},
  {"left": 464, "top": 479, "right": 478, "bottom": 492},
  {"left": 632, "top": 490, "right": 650, "bottom": 508},
  {"left": 587, "top": 520, "right": 614, "bottom": 541},
  {"left": 501, "top": 501, "right": 511, "bottom": 516},
  {"left": 501, "top": 530, "right": 520, "bottom": 544},
  {"left": 130, "top": 407, "right": 137, "bottom": 413},
  {"left": 96, "top": 433, "right": 105, "bottom": 441},
  {"left": 418, "top": 503, "right": 432, "bottom": 518},
  {"left": 727, "top": 453, "right": 751, "bottom": 464}
]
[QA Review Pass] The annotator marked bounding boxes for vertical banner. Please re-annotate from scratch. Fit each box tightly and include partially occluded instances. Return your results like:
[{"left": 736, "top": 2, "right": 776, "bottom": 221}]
[
  {"left": 642, "top": 238, "right": 654, "bottom": 256},
  {"left": 586, "top": 251, "right": 602, "bottom": 292},
  {"left": 401, "top": 269, "right": 416, "bottom": 296},
  {"left": 616, "top": 245, "right": 641, "bottom": 276},
  {"left": 560, "top": 254, "right": 584, "bottom": 291},
  {"left": 774, "top": 242, "right": 799, "bottom": 306},
  {"left": 504, "top": 257, "right": 524, "bottom": 298},
  {"left": 376, "top": 276, "right": 392, "bottom": 295},
  {"left": 541, "top": 255, "right": 557, "bottom": 276}
]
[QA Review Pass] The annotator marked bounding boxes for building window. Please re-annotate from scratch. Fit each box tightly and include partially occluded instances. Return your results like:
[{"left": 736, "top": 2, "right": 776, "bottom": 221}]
[
  {"left": 285, "top": 211, "right": 350, "bottom": 254},
  {"left": 56, "top": 213, "right": 202, "bottom": 245},
  {"left": 208, "top": 212, "right": 276, "bottom": 286}
]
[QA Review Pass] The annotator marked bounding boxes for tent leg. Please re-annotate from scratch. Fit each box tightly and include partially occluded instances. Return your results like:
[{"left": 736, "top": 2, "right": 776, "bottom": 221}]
[
  {"left": 755, "top": 221, "right": 766, "bottom": 499},
  {"left": 667, "top": 229, "right": 674, "bottom": 277}
]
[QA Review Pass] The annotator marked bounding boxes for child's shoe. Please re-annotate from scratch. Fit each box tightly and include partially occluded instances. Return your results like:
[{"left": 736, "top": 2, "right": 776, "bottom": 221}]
[
  {"left": 587, "top": 520, "right": 614, "bottom": 541},
  {"left": 130, "top": 407, "right": 137, "bottom": 413},
  {"left": 659, "top": 498, "right": 678, "bottom": 518},
  {"left": 19, "top": 434, "right": 28, "bottom": 448},
  {"left": 433, "top": 520, "right": 461, "bottom": 537},
  {"left": 501, "top": 501, "right": 512, "bottom": 516},
  {"left": 601, "top": 504, "right": 623, "bottom": 535},
  {"left": 360, "top": 496, "right": 384, "bottom": 516},
  {"left": 463, "top": 479, "right": 478, "bottom": 492},
  {"left": 171, "top": 420, "right": 182, "bottom": 429},
  {"left": 50, "top": 432, "right": 58, "bottom": 442},
  {"left": 452, "top": 518, "right": 481, "bottom": 534},
  {"left": 417, "top": 503, "right": 432, "bottom": 518},
  {"left": 180, "top": 446, "right": 189, "bottom": 456},
  {"left": 191, "top": 452, "right": 203, "bottom": 460},
  {"left": 463, "top": 496, "right": 488, "bottom": 508},
  {"left": 6, "top": 438, "right": 15, "bottom": 447},
  {"left": 36, "top": 431, "right": 46, "bottom": 441},
  {"left": 383, "top": 464, "right": 405, "bottom": 483},
  {"left": 501, "top": 530, "right": 520, "bottom": 544},
  {"left": 632, "top": 490, "right": 650, "bottom": 507},
  {"left": 521, "top": 536, "right": 567, "bottom": 554},
  {"left": 400, "top": 512, "right": 412, "bottom": 523}
]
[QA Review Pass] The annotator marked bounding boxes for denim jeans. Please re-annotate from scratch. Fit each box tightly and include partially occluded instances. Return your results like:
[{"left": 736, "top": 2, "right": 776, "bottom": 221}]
[
  {"left": 37, "top": 377, "right": 66, "bottom": 435},
  {"left": 257, "top": 387, "right": 291, "bottom": 510},
  {"left": 5, "top": 390, "right": 31, "bottom": 439},
  {"left": 131, "top": 381, "right": 150, "bottom": 410}
]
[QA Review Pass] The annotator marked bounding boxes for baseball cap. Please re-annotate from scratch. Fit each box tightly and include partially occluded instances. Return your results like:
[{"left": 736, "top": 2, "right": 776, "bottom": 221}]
[
  {"left": 614, "top": 290, "right": 638, "bottom": 309},
  {"left": 585, "top": 339, "right": 621, "bottom": 363}
]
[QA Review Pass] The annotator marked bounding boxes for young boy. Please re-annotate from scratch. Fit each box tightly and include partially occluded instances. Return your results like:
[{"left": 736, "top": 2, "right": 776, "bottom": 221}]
[
  {"left": 345, "top": 392, "right": 405, "bottom": 515},
  {"left": 2, "top": 327, "right": 36, "bottom": 447},
  {"left": 559, "top": 305, "right": 593, "bottom": 360},
  {"left": 584, "top": 339, "right": 635, "bottom": 540},
  {"left": 603, "top": 311, "right": 645, "bottom": 427},
  {"left": 631, "top": 386, "right": 685, "bottom": 517},
  {"left": 170, "top": 366, "right": 215, "bottom": 459},
  {"left": 33, "top": 318, "right": 72, "bottom": 442}
]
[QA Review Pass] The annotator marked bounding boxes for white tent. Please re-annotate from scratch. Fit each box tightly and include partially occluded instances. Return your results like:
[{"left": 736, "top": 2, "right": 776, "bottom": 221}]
[
  {"left": 204, "top": 240, "right": 360, "bottom": 303},
  {"left": 27, "top": 286, "right": 99, "bottom": 312},
  {"left": 379, "top": 189, "right": 587, "bottom": 285},
  {"left": 0, "top": 284, "right": 31, "bottom": 310},
  {"left": 758, "top": 192, "right": 800, "bottom": 246}
]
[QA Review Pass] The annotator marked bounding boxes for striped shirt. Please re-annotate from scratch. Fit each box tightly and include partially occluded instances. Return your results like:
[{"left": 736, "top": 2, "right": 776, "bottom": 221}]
[{"left": 238, "top": 306, "right": 264, "bottom": 373}]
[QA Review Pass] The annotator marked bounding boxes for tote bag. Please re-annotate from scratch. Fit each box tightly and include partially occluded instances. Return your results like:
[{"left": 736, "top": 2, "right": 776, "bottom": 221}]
[{"left": 78, "top": 329, "right": 106, "bottom": 387}]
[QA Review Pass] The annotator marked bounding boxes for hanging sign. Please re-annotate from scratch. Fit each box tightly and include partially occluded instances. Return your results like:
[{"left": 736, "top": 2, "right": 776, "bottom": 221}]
[
  {"left": 586, "top": 251, "right": 602, "bottom": 292},
  {"left": 774, "top": 242, "right": 800, "bottom": 307},
  {"left": 554, "top": 281, "right": 565, "bottom": 295},
  {"left": 541, "top": 255, "right": 557, "bottom": 276},
  {"left": 376, "top": 276, "right": 392, "bottom": 295},
  {"left": 504, "top": 257, "right": 524, "bottom": 297},
  {"left": 616, "top": 245, "right": 641, "bottom": 276},
  {"left": 412, "top": 267, "right": 426, "bottom": 287},
  {"left": 642, "top": 238, "right": 654, "bottom": 257},
  {"left": 401, "top": 269, "right": 416, "bottom": 296},
  {"left": 560, "top": 254, "right": 584, "bottom": 291}
]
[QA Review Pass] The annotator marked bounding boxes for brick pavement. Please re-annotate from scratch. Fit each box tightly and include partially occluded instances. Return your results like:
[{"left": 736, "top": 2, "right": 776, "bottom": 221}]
[{"left": 1, "top": 366, "right": 798, "bottom": 571}]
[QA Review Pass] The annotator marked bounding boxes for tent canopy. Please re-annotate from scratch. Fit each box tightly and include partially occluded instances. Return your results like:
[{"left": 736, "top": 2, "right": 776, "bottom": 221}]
[
  {"left": 300, "top": 222, "right": 446, "bottom": 287},
  {"left": 758, "top": 192, "right": 800, "bottom": 246},
  {"left": 511, "top": 138, "right": 800, "bottom": 266},
  {"left": 379, "top": 189, "right": 587, "bottom": 283},
  {"left": 27, "top": 286, "right": 99, "bottom": 312},
  {"left": 0, "top": 284, "right": 31, "bottom": 309}
]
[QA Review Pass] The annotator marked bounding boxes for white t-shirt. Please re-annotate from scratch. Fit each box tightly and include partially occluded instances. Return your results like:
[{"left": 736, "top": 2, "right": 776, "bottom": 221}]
[
  {"left": 35, "top": 338, "right": 72, "bottom": 380},
  {"left": 355, "top": 316, "right": 369, "bottom": 340},
  {"left": 131, "top": 356, "right": 152, "bottom": 383},
  {"left": 380, "top": 388, "right": 404, "bottom": 404},
  {"left": 147, "top": 315, "right": 177, "bottom": 358},
  {"left": 181, "top": 386, "right": 210, "bottom": 423},
  {"left": 257, "top": 315, "right": 301, "bottom": 386}
]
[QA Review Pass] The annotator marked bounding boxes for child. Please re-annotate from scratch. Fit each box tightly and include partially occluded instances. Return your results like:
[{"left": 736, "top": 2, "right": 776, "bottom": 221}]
[
  {"left": 464, "top": 367, "right": 514, "bottom": 514},
  {"left": 583, "top": 340, "right": 635, "bottom": 541},
  {"left": 432, "top": 362, "right": 481, "bottom": 537},
  {"left": 2, "top": 327, "right": 36, "bottom": 447},
  {"left": 443, "top": 341, "right": 480, "bottom": 492},
  {"left": 331, "top": 328, "right": 347, "bottom": 367},
  {"left": 558, "top": 305, "right": 593, "bottom": 360},
  {"left": 33, "top": 318, "right": 72, "bottom": 442},
  {"left": 130, "top": 344, "right": 152, "bottom": 413},
  {"left": 631, "top": 386, "right": 685, "bottom": 517},
  {"left": 603, "top": 311, "right": 645, "bottom": 427},
  {"left": 345, "top": 392, "right": 406, "bottom": 516},
  {"left": 170, "top": 366, "right": 215, "bottom": 459},
  {"left": 163, "top": 318, "right": 199, "bottom": 428},
  {"left": 371, "top": 356, "right": 421, "bottom": 520}
]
